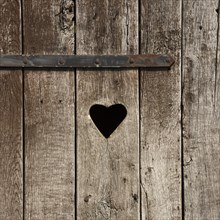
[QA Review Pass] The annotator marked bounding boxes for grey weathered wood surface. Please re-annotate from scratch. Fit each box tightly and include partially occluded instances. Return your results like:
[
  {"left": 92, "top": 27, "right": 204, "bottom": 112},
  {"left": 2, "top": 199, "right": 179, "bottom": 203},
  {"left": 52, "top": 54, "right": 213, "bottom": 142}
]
[
  {"left": 76, "top": 0, "right": 140, "bottom": 219},
  {"left": 140, "top": 0, "right": 182, "bottom": 219},
  {"left": 1, "top": 0, "right": 220, "bottom": 219},
  {"left": 183, "top": 1, "right": 220, "bottom": 219},
  {"left": 23, "top": 0, "right": 75, "bottom": 219},
  {"left": 0, "top": 1, "right": 23, "bottom": 220}
]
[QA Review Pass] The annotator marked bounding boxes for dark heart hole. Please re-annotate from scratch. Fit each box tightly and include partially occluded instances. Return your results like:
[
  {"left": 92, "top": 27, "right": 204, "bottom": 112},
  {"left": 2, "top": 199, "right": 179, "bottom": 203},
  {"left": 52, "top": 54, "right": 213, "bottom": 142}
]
[{"left": 89, "top": 104, "right": 127, "bottom": 138}]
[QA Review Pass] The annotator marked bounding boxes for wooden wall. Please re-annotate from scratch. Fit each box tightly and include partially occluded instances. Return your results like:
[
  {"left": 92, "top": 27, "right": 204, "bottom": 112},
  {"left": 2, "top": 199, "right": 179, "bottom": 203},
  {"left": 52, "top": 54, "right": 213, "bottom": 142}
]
[{"left": 0, "top": 0, "right": 219, "bottom": 219}]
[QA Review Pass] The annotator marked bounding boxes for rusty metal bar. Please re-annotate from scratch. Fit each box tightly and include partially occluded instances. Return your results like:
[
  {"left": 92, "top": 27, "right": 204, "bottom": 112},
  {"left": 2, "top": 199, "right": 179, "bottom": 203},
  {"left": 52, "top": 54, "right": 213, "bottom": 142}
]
[{"left": 0, "top": 54, "right": 174, "bottom": 69}]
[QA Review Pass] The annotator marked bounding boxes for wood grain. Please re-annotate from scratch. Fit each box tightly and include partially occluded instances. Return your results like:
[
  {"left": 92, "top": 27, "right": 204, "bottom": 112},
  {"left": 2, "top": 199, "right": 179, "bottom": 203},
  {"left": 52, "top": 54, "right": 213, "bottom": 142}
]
[
  {"left": 23, "top": 0, "right": 75, "bottom": 219},
  {"left": 140, "top": 0, "right": 182, "bottom": 219},
  {"left": 0, "top": 1, "right": 23, "bottom": 219},
  {"left": 183, "top": 1, "right": 220, "bottom": 219},
  {"left": 76, "top": 0, "right": 139, "bottom": 219}
]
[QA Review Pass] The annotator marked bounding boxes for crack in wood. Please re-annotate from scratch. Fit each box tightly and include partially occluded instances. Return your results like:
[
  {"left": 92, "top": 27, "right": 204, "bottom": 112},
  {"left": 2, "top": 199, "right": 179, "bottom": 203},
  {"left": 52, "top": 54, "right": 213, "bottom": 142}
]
[
  {"left": 140, "top": 181, "right": 150, "bottom": 220},
  {"left": 214, "top": 0, "right": 220, "bottom": 109}
]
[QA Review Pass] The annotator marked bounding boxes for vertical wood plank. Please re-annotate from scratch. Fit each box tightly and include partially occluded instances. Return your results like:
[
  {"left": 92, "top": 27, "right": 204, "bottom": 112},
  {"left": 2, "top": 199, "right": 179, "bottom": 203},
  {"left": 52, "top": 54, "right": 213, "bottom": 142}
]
[
  {"left": 76, "top": 0, "right": 139, "bottom": 219},
  {"left": 140, "top": 0, "right": 182, "bottom": 219},
  {"left": 0, "top": 1, "right": 23, "bottom": 219},
  {"left": 183, "top": 1, "right": 220, "bottom": 219},
  {"left": 23, "top": 0, "right": 75, "bottom": 219}
]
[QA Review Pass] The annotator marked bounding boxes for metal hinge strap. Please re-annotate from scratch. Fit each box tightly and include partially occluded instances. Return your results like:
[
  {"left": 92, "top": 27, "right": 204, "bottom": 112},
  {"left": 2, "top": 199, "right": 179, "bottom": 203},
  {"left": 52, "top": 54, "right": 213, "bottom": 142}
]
[{"left": 0, "top": 54, "right": 174, "bottom": 69}]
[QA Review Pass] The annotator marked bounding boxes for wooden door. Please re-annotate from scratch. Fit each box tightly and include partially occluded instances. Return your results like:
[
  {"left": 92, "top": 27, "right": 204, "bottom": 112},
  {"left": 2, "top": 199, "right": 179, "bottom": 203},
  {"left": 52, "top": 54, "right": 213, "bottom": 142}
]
[{"left": 0, "top": 0, "right": 219, "bottom": 220}]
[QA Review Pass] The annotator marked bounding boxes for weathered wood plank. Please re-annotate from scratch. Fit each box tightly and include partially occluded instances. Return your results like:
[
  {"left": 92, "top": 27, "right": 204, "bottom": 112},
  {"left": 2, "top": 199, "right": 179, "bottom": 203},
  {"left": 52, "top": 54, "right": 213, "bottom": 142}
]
[
  {"left": 76, "top": 0, "right": 139, "bottom": 219},
  {"left": 183, "top": 1, "right": 220, "bottom": 219},
  {"left": 0, "top": 1, "right": 23, "bottom": 219},
  {"left": 23, "top": 0, "right": 75, "bottom": 219},
  {"left": 140, "top": 0, "right": 182, "bottom": 219}
]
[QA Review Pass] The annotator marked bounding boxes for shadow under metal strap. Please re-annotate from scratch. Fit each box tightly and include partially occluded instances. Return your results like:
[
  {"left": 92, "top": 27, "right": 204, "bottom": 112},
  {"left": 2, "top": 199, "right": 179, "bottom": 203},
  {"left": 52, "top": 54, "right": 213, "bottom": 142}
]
[{"left": 0, "top": 54, "right": 174, "bottom": 69}]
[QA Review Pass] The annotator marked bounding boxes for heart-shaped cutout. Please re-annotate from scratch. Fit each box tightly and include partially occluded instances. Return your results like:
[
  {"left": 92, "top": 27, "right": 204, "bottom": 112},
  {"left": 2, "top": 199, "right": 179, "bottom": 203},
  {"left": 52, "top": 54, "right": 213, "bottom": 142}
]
[{"left": 89, "top": 104, "right": 127, "bottom": 138}]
